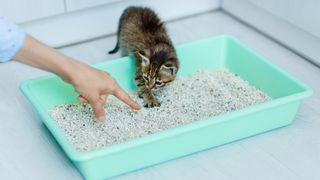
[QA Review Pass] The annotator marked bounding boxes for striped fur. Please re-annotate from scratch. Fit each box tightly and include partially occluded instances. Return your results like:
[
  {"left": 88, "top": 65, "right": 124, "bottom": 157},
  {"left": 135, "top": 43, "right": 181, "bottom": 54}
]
[{"left": 109, "top": 6, "right": 179, "bottom": 107}]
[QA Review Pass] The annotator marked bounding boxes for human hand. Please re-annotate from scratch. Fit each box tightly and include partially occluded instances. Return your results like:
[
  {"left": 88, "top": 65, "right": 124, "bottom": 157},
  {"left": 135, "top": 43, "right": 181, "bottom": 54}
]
[
  {"left": 68, "top": 63, "right": 141, "bottom": 122},
  {"left": 13, "top": 35, "right": 140, "bottom": 122}
]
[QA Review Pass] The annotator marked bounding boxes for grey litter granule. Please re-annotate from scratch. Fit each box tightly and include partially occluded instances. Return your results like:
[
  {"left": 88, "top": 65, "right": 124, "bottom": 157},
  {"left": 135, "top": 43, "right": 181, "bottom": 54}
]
[{"left": 48, "top": 69, "right": 271, "bottom": 152}]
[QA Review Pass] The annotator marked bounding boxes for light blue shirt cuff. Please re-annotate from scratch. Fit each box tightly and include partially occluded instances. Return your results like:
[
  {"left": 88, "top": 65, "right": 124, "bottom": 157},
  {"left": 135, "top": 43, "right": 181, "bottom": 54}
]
[{"left": 0, "top": 16, "right": 26, "bottom": 62}]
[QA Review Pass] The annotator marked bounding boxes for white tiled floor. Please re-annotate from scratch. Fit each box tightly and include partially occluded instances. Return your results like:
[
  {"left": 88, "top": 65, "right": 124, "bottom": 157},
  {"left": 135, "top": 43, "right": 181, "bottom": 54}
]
[{"left": 1, "top": 11, "right": 319, "bottom": 180}]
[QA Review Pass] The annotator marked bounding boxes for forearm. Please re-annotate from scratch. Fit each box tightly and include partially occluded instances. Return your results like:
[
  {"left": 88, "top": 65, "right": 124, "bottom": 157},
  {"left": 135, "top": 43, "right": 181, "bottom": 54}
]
[{"left": 13, "top": 35, "right": 80, "bottom": 83}]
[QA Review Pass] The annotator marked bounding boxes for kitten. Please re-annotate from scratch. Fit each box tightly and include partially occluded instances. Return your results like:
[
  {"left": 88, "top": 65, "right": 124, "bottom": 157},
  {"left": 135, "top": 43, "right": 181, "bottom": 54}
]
[{"left": 109, "top": 6, "right": 179, "bottom": 108}]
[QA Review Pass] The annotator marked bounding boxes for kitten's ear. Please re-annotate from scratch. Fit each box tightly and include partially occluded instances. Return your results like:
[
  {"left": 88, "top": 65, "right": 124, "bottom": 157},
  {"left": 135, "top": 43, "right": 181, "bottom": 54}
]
[
  {"left": 137, "top": 50, "right": 150, "bottom": 66},
  {"left": 160, "top": 64, "right": 177, "bottom": 76}
]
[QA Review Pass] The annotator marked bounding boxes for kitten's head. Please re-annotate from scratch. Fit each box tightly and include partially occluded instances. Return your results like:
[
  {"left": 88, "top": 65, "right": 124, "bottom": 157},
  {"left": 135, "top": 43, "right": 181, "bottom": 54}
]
[{"left": 137, "top": 48, "right": 178, "bottom": 90}]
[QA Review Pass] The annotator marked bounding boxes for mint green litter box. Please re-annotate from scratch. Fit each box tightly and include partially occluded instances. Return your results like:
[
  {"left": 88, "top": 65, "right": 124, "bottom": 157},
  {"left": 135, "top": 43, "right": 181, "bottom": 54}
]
[{"left": 20, "top": 35, "right": 312, "bottom": 180}]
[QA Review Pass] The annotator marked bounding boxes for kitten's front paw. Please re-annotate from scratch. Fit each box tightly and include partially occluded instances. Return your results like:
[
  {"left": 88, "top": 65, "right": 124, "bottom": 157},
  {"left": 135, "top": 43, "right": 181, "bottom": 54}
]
[{"left": 143, "top": 98, "right": 160, "bottom": 108}]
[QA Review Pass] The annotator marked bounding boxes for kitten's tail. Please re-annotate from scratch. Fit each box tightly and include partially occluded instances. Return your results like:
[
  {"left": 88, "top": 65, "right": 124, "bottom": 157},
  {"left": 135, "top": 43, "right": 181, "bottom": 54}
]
[
  {"left": 108, "top": 11, "right": 124, "bottom": 54},
  {"left": 109, "top": 7, "right": 129, "bottom": 54},
  {"left": 108, "top": 40, "right": 120, "bottom": 54}
]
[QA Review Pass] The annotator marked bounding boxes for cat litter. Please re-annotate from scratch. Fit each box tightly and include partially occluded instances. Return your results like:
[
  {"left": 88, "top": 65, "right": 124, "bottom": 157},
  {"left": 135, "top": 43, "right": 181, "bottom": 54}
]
[{"left": 48, "top": 69, "right": 271, "bottom": 152}]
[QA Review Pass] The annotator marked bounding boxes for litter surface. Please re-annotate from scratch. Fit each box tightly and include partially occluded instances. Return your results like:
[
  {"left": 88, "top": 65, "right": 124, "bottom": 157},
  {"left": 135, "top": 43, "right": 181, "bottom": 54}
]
[{"left": 49, "top": 69, "right": 271, "bottom": 152}]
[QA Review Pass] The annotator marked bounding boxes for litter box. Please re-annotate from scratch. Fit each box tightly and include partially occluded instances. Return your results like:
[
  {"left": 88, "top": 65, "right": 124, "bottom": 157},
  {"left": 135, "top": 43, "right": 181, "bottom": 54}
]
[{"left": 20, "top": 35, "right": 312, "bottom": 179}]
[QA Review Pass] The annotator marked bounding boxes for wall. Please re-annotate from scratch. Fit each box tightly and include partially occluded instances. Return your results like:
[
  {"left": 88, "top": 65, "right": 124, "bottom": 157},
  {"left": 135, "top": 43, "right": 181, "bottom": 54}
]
[
  {"left": 247, "top": 0, "right": 320, "bottom": 39},
  {"left": 0, "top": 0, "right": 220, "bottom": 47},
  {"left": 223, "top": 0, "right": 320, "bottom": 66},
  {"left": 0, "top": 0, "right": 64, "bottom": 23}
]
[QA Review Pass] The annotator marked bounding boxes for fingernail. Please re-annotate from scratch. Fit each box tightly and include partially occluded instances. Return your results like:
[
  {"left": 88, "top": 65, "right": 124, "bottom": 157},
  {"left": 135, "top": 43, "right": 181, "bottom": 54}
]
[{"left": 134, "top": 103, "right": 141, "bottom": 110}]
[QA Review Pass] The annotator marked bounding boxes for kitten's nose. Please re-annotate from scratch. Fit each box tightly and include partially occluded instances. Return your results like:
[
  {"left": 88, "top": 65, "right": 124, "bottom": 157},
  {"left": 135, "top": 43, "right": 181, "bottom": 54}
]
[{"left": 148, "top": 84, "right": 155, "bottom": 89}]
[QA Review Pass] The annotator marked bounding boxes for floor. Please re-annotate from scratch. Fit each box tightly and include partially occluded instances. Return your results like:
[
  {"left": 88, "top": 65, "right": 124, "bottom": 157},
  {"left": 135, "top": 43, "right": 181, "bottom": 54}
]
[{"left": 1, "top": 10, "right": 319, "bottom": 180}]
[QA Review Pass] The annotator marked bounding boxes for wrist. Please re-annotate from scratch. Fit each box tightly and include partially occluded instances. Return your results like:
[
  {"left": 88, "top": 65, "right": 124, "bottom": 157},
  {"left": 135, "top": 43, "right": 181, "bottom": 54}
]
[
  {"left": 55, "top": 56, "right": 80, "bottom": 84},
  {"left": 62, "top": 60, "right": 88, "bottom": 86}
]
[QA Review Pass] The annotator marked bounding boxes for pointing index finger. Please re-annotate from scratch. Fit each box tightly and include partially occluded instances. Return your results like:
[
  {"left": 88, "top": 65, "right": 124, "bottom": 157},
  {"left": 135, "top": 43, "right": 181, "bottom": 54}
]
[{"left": 113, "top": 88, "right": 141, "bottom": 110}]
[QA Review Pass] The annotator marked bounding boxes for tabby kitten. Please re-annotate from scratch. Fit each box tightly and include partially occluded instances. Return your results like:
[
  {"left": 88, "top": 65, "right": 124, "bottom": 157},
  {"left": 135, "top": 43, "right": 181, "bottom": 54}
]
[{"left": 109, "top": 6, "right": 179, "bottom": 107}]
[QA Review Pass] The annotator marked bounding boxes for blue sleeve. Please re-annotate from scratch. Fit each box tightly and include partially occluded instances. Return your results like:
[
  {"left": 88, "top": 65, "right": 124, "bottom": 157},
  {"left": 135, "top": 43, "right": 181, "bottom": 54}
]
[{"left": 0, "top": 16, "right": 26, "bottom": 62}]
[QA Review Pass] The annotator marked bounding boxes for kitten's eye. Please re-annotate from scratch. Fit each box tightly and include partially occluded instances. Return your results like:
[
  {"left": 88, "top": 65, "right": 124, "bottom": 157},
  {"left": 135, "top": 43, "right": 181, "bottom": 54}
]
[
  {"left": 143, "top": 74, "right": 149, "bottom": 81},
  {"left": 155, "top": 80, "right": 163, "bottom": 86}
]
